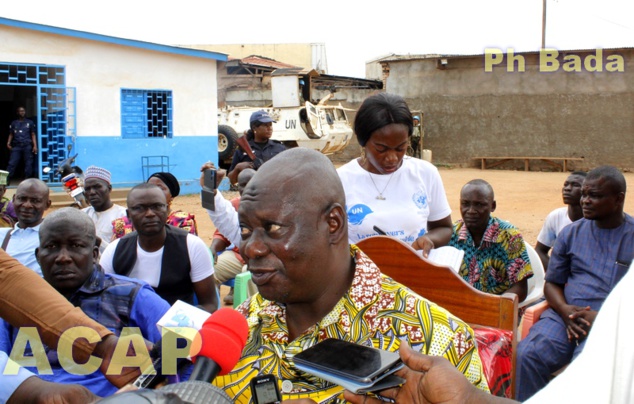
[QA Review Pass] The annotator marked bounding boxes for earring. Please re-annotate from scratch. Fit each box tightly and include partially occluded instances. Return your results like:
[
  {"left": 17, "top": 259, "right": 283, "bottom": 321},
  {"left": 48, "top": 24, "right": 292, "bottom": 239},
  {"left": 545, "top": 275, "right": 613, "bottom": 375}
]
[{"left": 360, "top": 147, "right": 367, "bottom": 164}]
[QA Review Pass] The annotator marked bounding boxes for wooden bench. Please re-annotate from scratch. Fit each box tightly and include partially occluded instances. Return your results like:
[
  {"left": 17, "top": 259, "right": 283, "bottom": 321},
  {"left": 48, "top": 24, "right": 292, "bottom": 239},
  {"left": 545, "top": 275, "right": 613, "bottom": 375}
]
[
  {"left": 472, "top": 156, "right": 584, "bottom": 172},
  {"left": 357, "top": 236, "right": 518, "bottom": 398}
]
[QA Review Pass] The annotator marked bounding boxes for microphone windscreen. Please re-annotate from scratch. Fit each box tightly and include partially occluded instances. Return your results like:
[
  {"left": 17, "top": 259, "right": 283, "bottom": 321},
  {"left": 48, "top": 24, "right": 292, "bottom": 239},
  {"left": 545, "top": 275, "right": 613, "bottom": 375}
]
[
  {"left": 160, "top": 380, "right": 232, "bottom": 404},
  {"left": 195, "top": 308, "right": 248, "bottom": 375}
]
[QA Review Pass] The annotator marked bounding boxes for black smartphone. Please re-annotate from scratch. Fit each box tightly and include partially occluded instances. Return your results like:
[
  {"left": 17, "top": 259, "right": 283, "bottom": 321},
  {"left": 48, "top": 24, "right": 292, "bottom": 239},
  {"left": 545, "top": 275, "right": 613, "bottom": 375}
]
[
  {"left": 203, "top": 169, "right": 217, "bottom": 190},
  {"left": 201, "top": 169, "right": 217, "bottom": 211},
  {"left": 250, "top": 374, "right": 282, "bottom": 404},
  {"left": 293, "top": 338, "right": 403, "bottom": 384}
]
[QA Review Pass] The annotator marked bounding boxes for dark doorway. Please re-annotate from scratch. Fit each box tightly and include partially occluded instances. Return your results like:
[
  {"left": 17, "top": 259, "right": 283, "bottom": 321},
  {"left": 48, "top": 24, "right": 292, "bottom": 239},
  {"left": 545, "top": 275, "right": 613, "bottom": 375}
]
[{"left": 0, "top": 85, "right": 38, "bottom": 183}]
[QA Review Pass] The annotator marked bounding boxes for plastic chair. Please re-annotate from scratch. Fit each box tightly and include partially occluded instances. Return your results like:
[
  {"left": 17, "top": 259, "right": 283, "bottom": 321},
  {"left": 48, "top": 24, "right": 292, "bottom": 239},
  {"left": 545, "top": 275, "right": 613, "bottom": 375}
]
[
  {"left": 233, "top": 271, "right": 252, "bottom": 308},
  {"left": 519, "top": 242, "right": 546, "bottom": 308}
]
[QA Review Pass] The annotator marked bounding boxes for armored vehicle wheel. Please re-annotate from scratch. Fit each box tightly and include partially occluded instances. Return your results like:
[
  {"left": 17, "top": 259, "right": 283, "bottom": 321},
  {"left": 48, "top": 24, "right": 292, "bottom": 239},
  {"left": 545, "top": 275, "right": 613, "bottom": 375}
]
[{"left": 218, "top": 125, "right": 239, "bottom": 161}]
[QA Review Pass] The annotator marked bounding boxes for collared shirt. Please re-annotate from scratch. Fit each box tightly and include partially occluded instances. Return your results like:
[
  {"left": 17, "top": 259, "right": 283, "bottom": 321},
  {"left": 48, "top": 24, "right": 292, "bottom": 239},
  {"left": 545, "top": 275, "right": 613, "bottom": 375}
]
[
  {"left": 0, "top": 224, "right": 43, "bottom": 276},
  {"left": 449, "top": 216, "right": 533, "bottom": 295},
  {"left": 0, "top": 266, "right": 170, "bottom": 397},
  {"left": 0, "top": 351, "right": 34, "bottom": 403},
  {"left": 228, "top": 139, "right": 286, "bottom": 172},
  {"left": 9, "top": 119, "right": 35, "bottom": 145},
  {"left": 213, "top": 246, "right": 489, "bottom": 403},
  {"left": 545, "top": 215, "right": 634, "bottom": 311}
]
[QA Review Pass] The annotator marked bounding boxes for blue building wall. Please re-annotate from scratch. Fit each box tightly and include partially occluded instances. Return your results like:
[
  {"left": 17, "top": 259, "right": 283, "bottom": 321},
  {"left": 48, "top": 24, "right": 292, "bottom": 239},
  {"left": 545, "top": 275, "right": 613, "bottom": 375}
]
[{"left": 75, "top": 135, "right": 218, "bottom": 195}]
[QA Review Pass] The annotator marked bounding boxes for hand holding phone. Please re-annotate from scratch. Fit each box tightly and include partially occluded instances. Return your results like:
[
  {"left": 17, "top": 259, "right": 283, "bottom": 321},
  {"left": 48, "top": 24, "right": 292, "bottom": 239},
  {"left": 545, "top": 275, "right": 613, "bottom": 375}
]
[{"left": 201, "top": 168, "right": 217, "bottom": 211}]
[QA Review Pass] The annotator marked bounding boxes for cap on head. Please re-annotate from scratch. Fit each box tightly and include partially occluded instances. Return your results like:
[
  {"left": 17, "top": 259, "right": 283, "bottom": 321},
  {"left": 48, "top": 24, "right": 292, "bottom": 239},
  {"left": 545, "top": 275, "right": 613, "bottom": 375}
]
[
  {"left": 249, "top": 110, "right": 276, "bottom": 124},
  {"left": 0, "top": 170, "right": 8, "bottom": 186},
  {"left": 413, "top": 116, "right": 420, "bottom": 121},
  {"left": 84, "top": 166, "right": 112, "bottom": 185},
  {"left": 148, "top": 172, "right": 180, "bottom": 197}
]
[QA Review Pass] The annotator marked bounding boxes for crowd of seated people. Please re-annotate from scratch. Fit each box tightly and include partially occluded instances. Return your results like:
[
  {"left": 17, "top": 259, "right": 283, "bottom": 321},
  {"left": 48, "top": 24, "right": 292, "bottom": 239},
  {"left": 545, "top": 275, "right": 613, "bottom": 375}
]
[{"left": 0, "top": 93, "right": 632, "bottom": 403}]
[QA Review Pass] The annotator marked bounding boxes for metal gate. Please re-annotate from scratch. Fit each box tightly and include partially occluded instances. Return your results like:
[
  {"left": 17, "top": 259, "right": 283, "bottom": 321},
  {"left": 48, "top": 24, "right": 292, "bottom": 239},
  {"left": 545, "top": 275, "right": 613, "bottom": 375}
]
[{"left": 39, "top": 86, "right": 75, "bottom": 183}]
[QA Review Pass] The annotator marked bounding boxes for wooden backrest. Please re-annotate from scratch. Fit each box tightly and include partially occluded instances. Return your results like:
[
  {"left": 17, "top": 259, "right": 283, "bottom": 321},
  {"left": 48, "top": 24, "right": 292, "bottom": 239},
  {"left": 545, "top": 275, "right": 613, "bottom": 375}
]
[{"left": 357, "top": 236, "right": 518, "bottom": 398}]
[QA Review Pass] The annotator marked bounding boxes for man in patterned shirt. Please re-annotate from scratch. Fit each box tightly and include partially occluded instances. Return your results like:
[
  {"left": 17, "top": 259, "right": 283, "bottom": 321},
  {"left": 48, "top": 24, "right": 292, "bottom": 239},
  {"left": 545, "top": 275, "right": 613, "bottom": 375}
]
[
  {"left": 212, "top": 148, "right": 489, "bottom": 403},
  {"left": 449, "top": 179, "right": 533, "bottom": 302}
]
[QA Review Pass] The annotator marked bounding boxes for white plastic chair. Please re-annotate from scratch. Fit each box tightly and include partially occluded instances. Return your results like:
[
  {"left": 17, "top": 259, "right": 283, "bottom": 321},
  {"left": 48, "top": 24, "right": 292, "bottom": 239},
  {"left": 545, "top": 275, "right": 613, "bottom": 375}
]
[{"left": 519, "top": 242, "right": 546, "bottom": 308}]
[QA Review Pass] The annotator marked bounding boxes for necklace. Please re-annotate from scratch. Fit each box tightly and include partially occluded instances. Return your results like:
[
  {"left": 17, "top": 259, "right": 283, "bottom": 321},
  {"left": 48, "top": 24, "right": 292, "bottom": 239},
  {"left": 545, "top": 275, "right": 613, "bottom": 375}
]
[{"left": 369, "top": 171, "right": 395, "bottom": 200}]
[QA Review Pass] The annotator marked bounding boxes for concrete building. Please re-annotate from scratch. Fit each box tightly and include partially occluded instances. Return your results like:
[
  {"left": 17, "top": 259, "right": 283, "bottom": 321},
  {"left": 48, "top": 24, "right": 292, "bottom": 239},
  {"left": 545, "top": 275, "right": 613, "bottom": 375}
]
[
  {"left": 0, "top": 17, "right": 226, "bottom": 193},
  {"left": 185, "top": 43, "right": 328, "bottom": 74},
  {"left": 376, "top": 48, "right": 634, "bottom": 170}
]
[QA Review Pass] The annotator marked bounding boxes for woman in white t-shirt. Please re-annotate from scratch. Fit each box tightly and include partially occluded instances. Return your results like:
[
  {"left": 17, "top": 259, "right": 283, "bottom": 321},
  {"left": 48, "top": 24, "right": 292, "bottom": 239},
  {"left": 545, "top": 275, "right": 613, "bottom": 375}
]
[{"left": 338, "top": 93, "right": 452, "bottom": 255}]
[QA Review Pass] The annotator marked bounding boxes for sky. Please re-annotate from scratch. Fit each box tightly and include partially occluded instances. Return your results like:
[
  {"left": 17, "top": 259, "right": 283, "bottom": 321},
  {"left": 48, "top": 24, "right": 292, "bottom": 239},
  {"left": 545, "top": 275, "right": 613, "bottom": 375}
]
[{"left": 1, "top": 0, "right": 632, "bottom": 78}]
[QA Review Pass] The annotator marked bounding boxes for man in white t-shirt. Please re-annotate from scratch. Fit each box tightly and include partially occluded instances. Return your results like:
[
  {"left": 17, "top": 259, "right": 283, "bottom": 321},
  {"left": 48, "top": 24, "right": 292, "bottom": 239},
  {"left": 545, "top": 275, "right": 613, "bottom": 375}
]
[
  {"left": 535, "top": 171, "right": 586, "bottom": 269},
  {"left": 81, "top": 166, "right": 126, "bottom": 250},
  {"left": 99, "top": 183, "right": 219, "bottom": 313}
]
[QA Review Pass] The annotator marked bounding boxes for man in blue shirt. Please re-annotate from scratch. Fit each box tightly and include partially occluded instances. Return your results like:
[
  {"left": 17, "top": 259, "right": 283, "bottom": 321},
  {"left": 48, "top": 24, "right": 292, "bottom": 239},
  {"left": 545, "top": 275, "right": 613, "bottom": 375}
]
[
  {"left": 0, "top": 351, "right": 97, "bottom": 403},
  {"left": 0, "top": 208, "right": 171, "bottom": 397},
  {"left": 516, "top": 165, "right": 634, "bottom": 401},
  {"left": 6, "top": 106, "right": 37, "bottom": 182},
  {"left": 0, "top": 178, "right": 51, "bottom": 276}
]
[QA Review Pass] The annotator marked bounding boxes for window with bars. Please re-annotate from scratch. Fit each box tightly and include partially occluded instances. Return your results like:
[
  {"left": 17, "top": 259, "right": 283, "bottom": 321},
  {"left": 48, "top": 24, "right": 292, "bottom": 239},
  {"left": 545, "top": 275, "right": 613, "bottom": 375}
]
[{"left": 121, "top": 89, "right": 173, "bottom": 138}]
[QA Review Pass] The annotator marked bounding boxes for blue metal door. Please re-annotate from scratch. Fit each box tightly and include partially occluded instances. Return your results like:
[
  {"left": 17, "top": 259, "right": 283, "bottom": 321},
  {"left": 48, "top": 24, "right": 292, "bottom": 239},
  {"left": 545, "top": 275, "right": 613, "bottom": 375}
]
[{"left": 40, "top": 86, "right": 75, "bottom": 183}]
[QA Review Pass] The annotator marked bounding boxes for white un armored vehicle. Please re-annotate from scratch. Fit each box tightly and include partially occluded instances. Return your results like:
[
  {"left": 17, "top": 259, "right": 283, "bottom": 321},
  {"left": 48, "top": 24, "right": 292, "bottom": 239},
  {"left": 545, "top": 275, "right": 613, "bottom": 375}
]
[{"left": 217, "top": 71, "right": 353, "bottom": 166}]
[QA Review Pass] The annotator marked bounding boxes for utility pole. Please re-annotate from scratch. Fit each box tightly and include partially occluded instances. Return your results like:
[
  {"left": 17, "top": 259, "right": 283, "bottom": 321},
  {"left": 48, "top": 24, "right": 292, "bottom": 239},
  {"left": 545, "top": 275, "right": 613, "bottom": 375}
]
[{"left": 541, "top": 0, "right": 547, "bottom": 48}]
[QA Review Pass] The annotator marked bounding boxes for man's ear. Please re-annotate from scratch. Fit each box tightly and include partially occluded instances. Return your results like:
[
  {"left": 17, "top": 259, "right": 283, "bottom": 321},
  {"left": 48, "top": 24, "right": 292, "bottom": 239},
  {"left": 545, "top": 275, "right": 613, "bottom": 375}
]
[
  {"left": 326, "top": 204, "right": 347, "bottom": 244},
  {"left": 491, "top": 200, "right": 497, "bottom": 212},
  {"left": 92, "top": 243, "right": 99, "bottom": 264},
  {"left": 46, "top": 199, "right": 52, "bottom": 209},
  {"left": 126, "top": 209, "right": 130, "bottom": 219},
  {"left": 35, "top": 247, "right": 40, "bottom": 264}
]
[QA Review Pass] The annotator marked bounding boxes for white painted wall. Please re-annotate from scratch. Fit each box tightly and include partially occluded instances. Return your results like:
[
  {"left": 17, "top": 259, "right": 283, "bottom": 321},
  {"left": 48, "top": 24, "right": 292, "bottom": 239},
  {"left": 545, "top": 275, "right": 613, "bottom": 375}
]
[{"left": 2, "top": 25, "right": 218, "bottom": 138}]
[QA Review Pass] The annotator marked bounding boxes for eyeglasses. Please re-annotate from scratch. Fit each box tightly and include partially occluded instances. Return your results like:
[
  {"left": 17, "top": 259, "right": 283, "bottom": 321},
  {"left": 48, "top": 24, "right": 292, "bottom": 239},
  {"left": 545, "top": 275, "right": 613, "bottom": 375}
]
[{"left": 128, "top": 203, "right": 167, "bottom": 214}]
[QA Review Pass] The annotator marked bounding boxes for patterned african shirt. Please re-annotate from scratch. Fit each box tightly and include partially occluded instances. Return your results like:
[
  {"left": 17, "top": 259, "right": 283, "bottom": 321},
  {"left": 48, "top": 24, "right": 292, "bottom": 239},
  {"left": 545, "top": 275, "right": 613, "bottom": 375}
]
[
  {"left": 449, "top": 216, "right": 533, "bottom": 295},
  {"left": 213, "top": 246, "right": 489, "bottom": 403}
]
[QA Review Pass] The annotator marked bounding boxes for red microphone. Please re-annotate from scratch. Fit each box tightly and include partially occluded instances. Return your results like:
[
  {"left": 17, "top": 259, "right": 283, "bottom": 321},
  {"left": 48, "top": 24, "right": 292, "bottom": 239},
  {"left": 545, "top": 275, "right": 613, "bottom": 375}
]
[{"left": 189, "top": 307, "right": 249, "bottom": 381}]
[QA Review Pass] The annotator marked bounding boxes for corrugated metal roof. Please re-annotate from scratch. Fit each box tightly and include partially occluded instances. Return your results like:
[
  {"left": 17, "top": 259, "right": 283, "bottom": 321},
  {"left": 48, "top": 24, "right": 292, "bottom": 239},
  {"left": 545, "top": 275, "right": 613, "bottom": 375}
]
[
  {"left": 0, "top": 17, "right": 227, "bottom": 62},
  {"left": 240, "top": 55, "right": 299, "bottom": 69}
]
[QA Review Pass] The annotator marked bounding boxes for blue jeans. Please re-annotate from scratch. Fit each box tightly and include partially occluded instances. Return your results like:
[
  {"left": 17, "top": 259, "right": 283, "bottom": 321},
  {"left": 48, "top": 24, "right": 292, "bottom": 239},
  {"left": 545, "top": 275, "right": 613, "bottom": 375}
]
[{"left": 7, "top": 144, "right": 34, "bottom": 179}]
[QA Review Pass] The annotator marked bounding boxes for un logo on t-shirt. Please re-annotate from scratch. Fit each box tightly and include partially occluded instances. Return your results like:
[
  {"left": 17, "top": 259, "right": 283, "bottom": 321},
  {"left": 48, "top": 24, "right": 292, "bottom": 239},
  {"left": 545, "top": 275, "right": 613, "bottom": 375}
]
[
  {"left": 413, "top": 192, "right": 428, "bottom": 209},
  {"left": 348, "top": 204, "right": 373, "bottom": 225}
]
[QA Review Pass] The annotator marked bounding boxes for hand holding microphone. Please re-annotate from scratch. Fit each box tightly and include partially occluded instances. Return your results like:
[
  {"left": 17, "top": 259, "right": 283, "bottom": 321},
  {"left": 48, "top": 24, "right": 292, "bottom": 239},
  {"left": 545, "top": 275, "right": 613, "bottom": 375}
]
[{"left": 99, "top": 308, "right": 249, "bottom": 403}]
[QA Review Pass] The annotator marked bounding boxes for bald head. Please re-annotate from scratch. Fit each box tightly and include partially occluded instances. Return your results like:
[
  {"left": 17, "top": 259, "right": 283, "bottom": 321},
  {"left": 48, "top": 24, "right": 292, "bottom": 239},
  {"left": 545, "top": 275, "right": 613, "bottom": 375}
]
[
  {"left": 462, "top": 179, "right": 494, "bottom": 200},
  {"left": 14, "top": 178, "right": 51, "bottom": 227},
  {"left": 244, "top": 148, "right": 345, "bottom": 209},
  {"left": 16, "top": 178, "right": 49, "bottom": 197},
  {"left": 237, "top": 168, "right": 256, "bottom": 196},
  {"left": 237, "top": 148, "right": 351, "bottom": 305},
  {"left": 41, "top": 207, "right": 97, "bottom": 247}
]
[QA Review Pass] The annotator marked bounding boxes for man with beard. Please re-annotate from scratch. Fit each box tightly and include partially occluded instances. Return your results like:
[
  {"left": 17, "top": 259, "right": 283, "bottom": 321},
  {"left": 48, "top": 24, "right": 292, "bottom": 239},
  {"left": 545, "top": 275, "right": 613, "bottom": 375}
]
[
  {"left": 516, "top": 165, "right": 634, "bottom": 401},
  {"left": 81, "top": 166, "right": 126, "bottom": 249},
  {"left": 100, "top": 183, "right": 218, "bottom": 313},
  {"left": 0, "top": 178, "right": 51, "bottom": 275}
]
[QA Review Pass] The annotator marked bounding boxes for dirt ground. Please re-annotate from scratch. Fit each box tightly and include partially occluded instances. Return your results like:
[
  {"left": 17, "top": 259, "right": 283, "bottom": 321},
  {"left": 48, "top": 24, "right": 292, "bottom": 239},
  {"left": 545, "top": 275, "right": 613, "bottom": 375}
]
[{"left": 173, "top": 167, "right": 634, "bottom": 248}]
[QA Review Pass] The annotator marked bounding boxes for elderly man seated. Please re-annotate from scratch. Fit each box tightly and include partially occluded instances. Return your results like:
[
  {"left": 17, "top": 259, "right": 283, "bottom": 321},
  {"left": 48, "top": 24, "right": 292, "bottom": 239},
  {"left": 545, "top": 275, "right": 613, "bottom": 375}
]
[
  {"left": 0, "top": 208, "right": 170, "bottom": 397},
  {"left": 210, "top": 148, "right": 489, "bottom": 403},
  {"left": 449, "top": 179, "right": 533, "bottom": 301}
]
